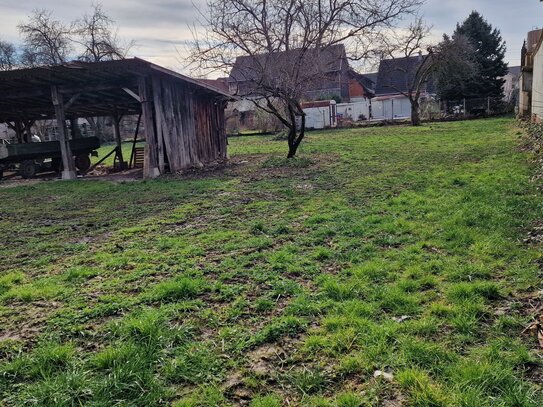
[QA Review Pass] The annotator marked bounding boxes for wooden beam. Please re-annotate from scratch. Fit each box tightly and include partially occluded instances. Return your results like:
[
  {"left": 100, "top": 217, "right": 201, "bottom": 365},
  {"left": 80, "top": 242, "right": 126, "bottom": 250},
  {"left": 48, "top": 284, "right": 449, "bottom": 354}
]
[
  {"left": 70, "top": 118, "right": 81, "bottom": 139},
  {"left": 138, "top": 76, "right": 160, "bottom": 178},
  {"left": 64, "top": 93, "right": 81, "bottom": 110},
  {"left": 51, "top": 85, "right": 77, "bottom": 180},
  {"left": 123, "top": 88, "right": 141, "bottom": 102},
  {"left": 14, "top": 120, "right": 23, "bottom": 143},
  {"left": 112, "top": 109, "right": 126, "bottom": 170},
  {"left": 151, "top": 76, "right": 165, "bottom": 174}
]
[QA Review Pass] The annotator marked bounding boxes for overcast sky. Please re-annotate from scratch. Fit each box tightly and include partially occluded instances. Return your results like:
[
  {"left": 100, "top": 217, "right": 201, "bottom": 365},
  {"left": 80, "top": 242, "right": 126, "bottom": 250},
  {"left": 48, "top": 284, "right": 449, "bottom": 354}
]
[{"left": 0, "top": 0, "right": 541, "bottom": 74}]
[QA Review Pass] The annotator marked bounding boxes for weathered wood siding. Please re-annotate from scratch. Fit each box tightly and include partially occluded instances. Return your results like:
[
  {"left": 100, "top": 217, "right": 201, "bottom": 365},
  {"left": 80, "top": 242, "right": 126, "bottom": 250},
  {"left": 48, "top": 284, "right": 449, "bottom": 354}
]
[{"left": 151, "top": 75, "right": 227, "bottom": 173}]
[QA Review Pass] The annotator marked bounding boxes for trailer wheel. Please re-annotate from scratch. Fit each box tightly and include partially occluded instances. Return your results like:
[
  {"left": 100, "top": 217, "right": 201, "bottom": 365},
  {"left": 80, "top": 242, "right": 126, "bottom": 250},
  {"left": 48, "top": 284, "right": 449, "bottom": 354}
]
[
  {"left": 75, "top": 154, "right": 91, "bottom": 172},
  {"left": 20, "top": 160, "right": 37, "bottom": 179}
]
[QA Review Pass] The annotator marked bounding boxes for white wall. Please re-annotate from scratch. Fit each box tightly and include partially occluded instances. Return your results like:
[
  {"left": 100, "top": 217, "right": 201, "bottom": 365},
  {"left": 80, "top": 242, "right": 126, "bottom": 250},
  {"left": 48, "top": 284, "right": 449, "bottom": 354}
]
[
  {"left": 337, "top": 101, "right": 370, "bottom": 121},
  {"left": 532, "top": 47, "right": 543, "bottom": 121},
  {"left": 304, "top": 104, "right": 337, "bottom": 129},
  {"left": 372, "top": 97, "right": 412, "bottom": 120}
]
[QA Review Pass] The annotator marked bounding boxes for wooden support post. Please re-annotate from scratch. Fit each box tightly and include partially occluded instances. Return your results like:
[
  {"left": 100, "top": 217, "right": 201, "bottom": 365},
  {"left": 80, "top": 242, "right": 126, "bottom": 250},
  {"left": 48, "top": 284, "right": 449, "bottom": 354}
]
[
  {"left": 70, "top": 118, "right": 81, "bottom": 139},
  {"left": 138, "top": 77, "right": 160, "bottom": 178},
  {"left": 151, "top": 76, "right": 165, "bottom": 173},
  {"left": 51, "top": 85, "right": 77, "bottom": 180},
  {"left": 23, "top": 120, "right": 34, "bottom": 143},
  {"left": 112, "top": 110, "right": 125, "bottom": 170},
  {"left": 14, "top": 120, "right": 23, "bottom": 143}
]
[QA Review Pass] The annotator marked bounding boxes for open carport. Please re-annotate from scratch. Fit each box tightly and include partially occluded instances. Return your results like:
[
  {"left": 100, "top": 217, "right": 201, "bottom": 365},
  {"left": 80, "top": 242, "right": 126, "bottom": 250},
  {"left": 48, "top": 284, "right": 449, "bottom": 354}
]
[{"left": 0, "top": 58, "right": 231, "bottom": 179}]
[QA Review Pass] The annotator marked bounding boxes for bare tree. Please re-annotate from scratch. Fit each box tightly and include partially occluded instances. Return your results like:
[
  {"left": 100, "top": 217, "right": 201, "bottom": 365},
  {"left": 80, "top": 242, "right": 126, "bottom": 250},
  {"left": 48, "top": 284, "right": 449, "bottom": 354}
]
[
  {"left": 377, "top": 19, "right": 475, "bottom": 125},
  {"left": 73, "top": 3, "right": 133, "bottom": 62},
  {"left": 0, "top": 40, "right": 17, "bottom": 71},
  {"left": 18, "top": 9, "right": 72, "bottom": 66},
  {"left": 72, "top": 3, "right": 134, "bottom": 142},
  {"left": 191, "top": 0, "right": 423, "bottom": 158}
]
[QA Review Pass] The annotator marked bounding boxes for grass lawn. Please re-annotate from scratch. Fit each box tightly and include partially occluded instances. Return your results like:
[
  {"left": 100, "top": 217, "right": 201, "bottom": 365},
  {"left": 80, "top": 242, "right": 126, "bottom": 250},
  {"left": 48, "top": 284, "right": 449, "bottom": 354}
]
[
  {"left": 1, "top": 118, "right": 542, "bottom": 406},
  {"left": 92, "top": 141, "right": 145, "bottom": 167}
]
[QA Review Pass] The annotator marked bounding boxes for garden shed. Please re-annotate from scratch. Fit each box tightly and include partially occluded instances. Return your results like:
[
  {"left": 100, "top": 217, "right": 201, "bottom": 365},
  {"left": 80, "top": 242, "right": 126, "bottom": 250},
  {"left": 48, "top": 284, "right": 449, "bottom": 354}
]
[{"left": 0, "top": 58, "right": 231, "bottom": 179}]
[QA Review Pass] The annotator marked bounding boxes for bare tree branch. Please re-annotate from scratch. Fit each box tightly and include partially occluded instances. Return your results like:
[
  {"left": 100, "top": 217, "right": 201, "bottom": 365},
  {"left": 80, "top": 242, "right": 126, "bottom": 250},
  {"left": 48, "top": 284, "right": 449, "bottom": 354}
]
[
  {"left": 73, "top": 3, "right": 134, "bottom": 62},
  {"left": 190, "top": 0, "right": 423, "bottom": 157},
  {"left": 376, "top": 19, "right": 475, "bottom": 125},
  {"left": 18, "top": 9, "right": 72, "bottom": 67},
  {"left": 0, "top": 40, "right": 17, "bottom": 71}
]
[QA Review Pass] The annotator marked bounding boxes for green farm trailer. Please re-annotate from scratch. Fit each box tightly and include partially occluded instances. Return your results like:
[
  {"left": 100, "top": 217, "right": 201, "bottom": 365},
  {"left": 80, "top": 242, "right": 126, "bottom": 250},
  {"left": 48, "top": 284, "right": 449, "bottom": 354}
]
[{"left": 0, "top": 137, "right": 100, "bottom": 180}]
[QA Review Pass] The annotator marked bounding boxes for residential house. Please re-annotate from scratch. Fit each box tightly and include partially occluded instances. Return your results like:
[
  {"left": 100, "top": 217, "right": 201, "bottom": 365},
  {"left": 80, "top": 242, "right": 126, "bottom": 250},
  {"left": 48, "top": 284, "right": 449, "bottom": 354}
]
[
  {"left": 228, "top": 44, "right": 352, "bottom": 101},
  {"left": 348, "top": 70, "right": 376, "bottom": 102},
  {"left": 199, "top": 78, "right": 230, "bottom": 94},
  {"left": 372, "top": 55, "right": 434, "bottom": 120},
  {"left": 502, "top": 66, "right": 520, "bottom": 104},
  {"left": 519, "top": 29, "right": 543, "bottom": 118},
  {"left": 227, "top": 45, "right": 375, "bottom": 130}
]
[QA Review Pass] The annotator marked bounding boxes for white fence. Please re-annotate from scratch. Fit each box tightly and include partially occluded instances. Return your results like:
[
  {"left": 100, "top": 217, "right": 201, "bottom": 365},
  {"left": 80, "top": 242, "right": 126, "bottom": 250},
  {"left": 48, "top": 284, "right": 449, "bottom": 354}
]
[
  {"left": 301, "top": 96, "right": 512, "bottom": 130},
  {"left": 336, "top": 101, "right": 371, "bottom": 122},
  {"left": 371, "top": 97, "right": 412, "bottom": 120}
]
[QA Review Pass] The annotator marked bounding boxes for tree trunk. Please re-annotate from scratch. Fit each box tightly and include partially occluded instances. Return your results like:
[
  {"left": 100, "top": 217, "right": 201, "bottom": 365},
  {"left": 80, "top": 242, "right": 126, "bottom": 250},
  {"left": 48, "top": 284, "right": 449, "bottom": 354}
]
[
  {"left": 287, "top": 129, "right": 300, "bottom": 158},
  {"left": 411, "top": 99, "right": 421, "bottom": 126},
  {"left": 287, "top": 111, "right": 305, "bottom": 158}
]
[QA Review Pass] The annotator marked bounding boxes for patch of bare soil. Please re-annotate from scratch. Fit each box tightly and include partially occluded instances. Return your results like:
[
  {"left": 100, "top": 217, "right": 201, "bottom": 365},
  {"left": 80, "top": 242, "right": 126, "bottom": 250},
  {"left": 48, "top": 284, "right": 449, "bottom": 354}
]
[
  {"left": 0, "top": 171, "right": 54, "bottom": 188},
  {"left": 0, "top": 167, "right": 143, "bottom": 187},
  {"left": 524, "top": 222, "right": 543, "bottom": 245},
  {"left": 84, "top": 168, "right": 143, "bottom": 182},
  {"left": 0, "top": 301, "right": 62, "bottom": 346},
  {"left": 166, "top": 153, "right": 338, "bottom": 184}
]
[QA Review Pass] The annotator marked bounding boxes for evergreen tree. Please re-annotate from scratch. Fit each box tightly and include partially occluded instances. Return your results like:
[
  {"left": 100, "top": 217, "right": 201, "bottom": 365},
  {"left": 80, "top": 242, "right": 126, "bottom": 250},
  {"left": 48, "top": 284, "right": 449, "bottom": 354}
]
[{"left": 438, "top": 11, "right": 508, "bottom": 100}]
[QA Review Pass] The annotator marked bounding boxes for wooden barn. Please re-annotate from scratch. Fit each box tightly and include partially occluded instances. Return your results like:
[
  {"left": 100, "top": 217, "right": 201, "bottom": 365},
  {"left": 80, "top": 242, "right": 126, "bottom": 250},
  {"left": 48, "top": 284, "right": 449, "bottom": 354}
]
[{"left": 0, "top": 58, "right": 231, "bottom": 179}]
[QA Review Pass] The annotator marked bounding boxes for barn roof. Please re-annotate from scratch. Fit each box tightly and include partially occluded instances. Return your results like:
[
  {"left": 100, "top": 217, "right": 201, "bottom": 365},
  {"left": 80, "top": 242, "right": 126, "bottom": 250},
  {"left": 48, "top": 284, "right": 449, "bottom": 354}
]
[
  {"left": 0, "top": 58, "right": 232, "bottom": 123},
  {"left": 375, "top": 55, "right": 434, "bottom": 96}
]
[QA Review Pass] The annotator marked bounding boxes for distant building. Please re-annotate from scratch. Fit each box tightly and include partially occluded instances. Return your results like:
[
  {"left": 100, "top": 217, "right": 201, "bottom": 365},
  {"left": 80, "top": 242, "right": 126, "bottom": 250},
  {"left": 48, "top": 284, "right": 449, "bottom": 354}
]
[
  {"left": 372, "top": 55, "right": 434, "bottom": 120},
  {"left": 199, "top": 78, "right": 230, "bottom": 94},
  {"left": 228, "top": 44, "right": 373, "bottom": 103},
  {"left": 502, "top": 66, "right": 520, "bottom": 104},
  {"left": 519, "top": 29, "right": 543, "bottom": 118},
  {"left": 348, "top": 70, "right": 376, "bottom": 102},
  {"left": 226, "top": 45, "right": 375, "bottom": 131}
]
